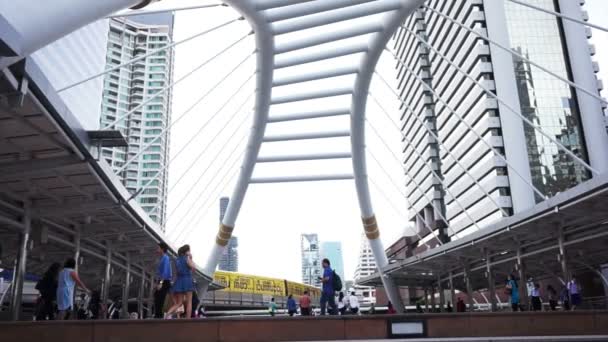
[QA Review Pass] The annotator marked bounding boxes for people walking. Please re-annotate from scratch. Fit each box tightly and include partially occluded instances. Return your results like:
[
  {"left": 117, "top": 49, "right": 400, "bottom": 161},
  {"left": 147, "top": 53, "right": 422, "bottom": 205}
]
[
  {"left": 348, "top": 291, "right": 359, "bottom": 315},
  {"left": 560, "top": 285, "right": 570, "bottom": 311},
  {"left": 319, "top": 258, "right": 337, "bottom": 315},
  {"left": 531, "top": 283, "right": 542, "bottom": 311},
  {"left": 546, "top": 285, "right": 558, "bottom": 311},
  {"left": 287, "top": 294, "right": 297, "bottom": 316},
  {"left": 446, "top": 301, "right": 453, "bottom": 312},
  {"left": 456, "top": 298, "right": 466, "bottom": 313},
  {"left": 387, "top": 301, "right": 397, "bottom": 314},
  {"left": 338, "top": 292, "right": 348, "bottom": 315},
  {"left": 56, "top": 258, "right": 90, "bottom": 320},
  {"left": 154, "top": 242, "right": 172, "bottom": 319},
  {"left": 300, "top": 290, "right": 311, "bottom": 316},
  {"left": 268, "top": 297, "right": 277, "bottom": 317},
  {"left": 568, "top": 276, "right": 581, "bottom": 310},
  {"left": 35, "top": 262, "right": 61, "bottom": 321},
  {"left": 165, "top": 245, "right": 195, "bottom": 319},
  {"left": 505, "top": 274, "right": 520, "bottom": 312}
]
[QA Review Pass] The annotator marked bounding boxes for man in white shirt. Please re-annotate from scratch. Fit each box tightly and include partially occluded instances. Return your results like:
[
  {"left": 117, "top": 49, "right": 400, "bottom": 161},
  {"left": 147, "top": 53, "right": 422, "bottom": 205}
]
[{"left": 348, "top": 291, "right": 360, "bottom": 315}]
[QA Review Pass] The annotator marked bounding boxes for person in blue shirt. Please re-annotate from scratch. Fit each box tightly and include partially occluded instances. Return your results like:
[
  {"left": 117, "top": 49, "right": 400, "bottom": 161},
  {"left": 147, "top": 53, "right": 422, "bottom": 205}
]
[
  {"left": 154, "top": 242, "right": 172, "bottom": 318},
  {"left": 287, "top": 294, "right": 297, "bottom": 316},
  {"left": 319, "top": 258, "right": 337, "bottom": 315}
]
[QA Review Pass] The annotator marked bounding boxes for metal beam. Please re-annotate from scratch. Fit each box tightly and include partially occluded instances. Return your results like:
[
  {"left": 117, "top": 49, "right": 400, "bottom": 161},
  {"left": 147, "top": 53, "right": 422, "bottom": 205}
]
[
  {"left": 9, "top": 200, "right": 30, "bottom": 320},
  {"left": 34, "top": 201, "right": 118, "bottom": 217},
  {"left": 0, "top": 156, "right": 82, "bottom": 181},
  {"left": 257, "top": 152, "right": 352, "bottom": 163},
  {"left": 250, "top": 174, "right": 354, "bottom": 184},
  {"left": 262, "top": 130, "right": 350, "bottom": 142},
  {"left": 267, "top": 108, "right": 350, "bottom": 123}
]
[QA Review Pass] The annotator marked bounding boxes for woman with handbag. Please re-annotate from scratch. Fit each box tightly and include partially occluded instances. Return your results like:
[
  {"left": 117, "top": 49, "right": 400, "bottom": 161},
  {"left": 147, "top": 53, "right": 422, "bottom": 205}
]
[{"left": 505, "top": 274, "right": 520, "bottom": 312}]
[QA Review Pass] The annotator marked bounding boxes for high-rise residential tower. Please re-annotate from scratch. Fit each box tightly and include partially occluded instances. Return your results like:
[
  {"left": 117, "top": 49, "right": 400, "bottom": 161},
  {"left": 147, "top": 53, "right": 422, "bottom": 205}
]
[
  {"left": 393, "top": 0, "right": 606, "bottom": 243},
  {"left": 353, "top": 233, "right": 377, "bottom": 304},
  {"left": 218, "top": 197, "right": 238, "bottom": 272},
  {"left": 320, "top": 241, "right": 345, "bottom": 285},
  {"left": 301, "top": 234, "right": 321, "bottom": 287},
  {"left": 99, "top": 14, "right": 174, "bottom": 229}
]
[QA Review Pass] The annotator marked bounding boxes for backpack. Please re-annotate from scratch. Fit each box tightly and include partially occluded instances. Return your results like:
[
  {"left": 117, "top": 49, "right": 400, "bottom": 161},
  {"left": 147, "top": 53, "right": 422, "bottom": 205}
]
[{"left": 332, "top": 270, "right": 342, "bottom": 292}]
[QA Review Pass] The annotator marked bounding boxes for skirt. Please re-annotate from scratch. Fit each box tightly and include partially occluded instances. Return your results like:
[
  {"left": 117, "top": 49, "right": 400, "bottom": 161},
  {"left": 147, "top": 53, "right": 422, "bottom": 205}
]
[{"left": 172, "top": 275, "right": 194, "bottom": 293}]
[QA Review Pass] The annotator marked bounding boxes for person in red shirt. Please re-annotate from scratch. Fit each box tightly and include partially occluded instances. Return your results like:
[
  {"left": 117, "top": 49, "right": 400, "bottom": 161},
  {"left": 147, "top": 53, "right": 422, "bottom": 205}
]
[
  {"left": 387, "top": 301, "right": 397, "bottom": 314},
  {"left": 300, "top": 290, "right": 311, "bottom": 316}
]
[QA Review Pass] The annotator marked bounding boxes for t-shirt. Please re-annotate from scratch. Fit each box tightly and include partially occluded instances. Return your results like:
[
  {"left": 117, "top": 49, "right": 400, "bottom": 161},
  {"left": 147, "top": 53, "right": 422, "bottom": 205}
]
[
  {"left": 322, "top": 267, "right": 333, "bottom": 294},
  {"left": 300, "top": 295, "right": 311, "bottom": 308},
  {"left": 157, "top": 254, "right": 172, "bottom": 281},
  {"left": 287, "top": 298, "right": 297, "bottom": 311},
  {"left": 348, "top": 295, "right": 359, "bottom": 309},
  {"left": 568, "top": 281, "right": 579, "bottom": 295}
]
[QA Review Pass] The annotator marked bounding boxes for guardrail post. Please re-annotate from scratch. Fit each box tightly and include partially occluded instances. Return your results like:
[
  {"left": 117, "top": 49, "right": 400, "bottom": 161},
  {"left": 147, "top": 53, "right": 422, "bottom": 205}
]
[
  {"left": 438, "top": 276, "right": 445, "bottom": 312},
  {"left": 464, "top": 263, "right": 474, "bottom": 312},
  {"left": 9, "top": 200, "right": 30, "bottom": 321},
  {"left": 485, "top": 250, "right": 497, "bottom": 312}
]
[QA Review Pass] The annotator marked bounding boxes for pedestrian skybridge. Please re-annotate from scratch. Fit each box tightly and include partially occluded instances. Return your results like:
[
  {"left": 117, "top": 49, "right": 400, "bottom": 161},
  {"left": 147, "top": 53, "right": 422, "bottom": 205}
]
[{"left": 1, "top": 0, "right": 608, "bottom": 320}]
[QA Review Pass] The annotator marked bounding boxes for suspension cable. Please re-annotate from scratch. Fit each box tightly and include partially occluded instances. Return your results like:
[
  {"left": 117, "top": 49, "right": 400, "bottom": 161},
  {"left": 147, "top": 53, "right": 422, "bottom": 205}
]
[
  {"left": 148, "top": 92, "right": 255, "bottom": 215},
  {"left": 423, "top": 6, "right": 608, "bottom": 107},
  {"left": 103, "top": 33, "right": 252, "bottom": 130},
  {"left": 173, "top": 161, "right": 243, "bottom": 245},
  {"left": 171, "top": 140, "right": 247, "bottom": 243},
  {"left": 366, "top": 137, "right": 443, "bottom": 247},
  {"left": 369, "top": 92, "right": 485, "bottom": 235},
  {"left": 115, "top": 52, "right": 254, "bottom": 174},
  {"left": 365, "top": 110, "right": 458, "bottom": 237},
  {"left": 160, "top": 88, "right": 254, "bottom": 220},
  {"left": 507, "top": 0, "right": 608, "bottom": 33},
  {"left": 108, "top": 3, "right": 224, "bottom": 18},
  {"left": 130, "top": 77, "right": 255, "bottom": 201},
  {"left": 400, "top": 25, "right": 599, "bottom": 176},
  {"left": 368, "top": 176, "right": 435, "bottom": 246},
  {"left": 58, "top": 17, "right": 242, "bottom": 92},
  {"left": 169, "top": 127, "right": 248, "bottom": 238},
  {"left": 376, "top": 67, "right": 511, "bottom": 221},
  {"left": 376, "top": 65, "right": 547, "bottom": 202}
]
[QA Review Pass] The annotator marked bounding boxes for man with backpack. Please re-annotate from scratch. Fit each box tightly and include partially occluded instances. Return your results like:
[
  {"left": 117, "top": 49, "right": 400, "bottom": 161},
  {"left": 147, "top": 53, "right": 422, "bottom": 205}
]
[{"left": 319, "top": 258, "right": 340, "bottom": 315}]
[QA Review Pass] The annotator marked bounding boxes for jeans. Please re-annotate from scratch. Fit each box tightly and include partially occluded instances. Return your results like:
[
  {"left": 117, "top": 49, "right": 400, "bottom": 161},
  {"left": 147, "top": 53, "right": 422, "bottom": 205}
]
[
  {"left": 154, "top": 280, "right": 171, "bottom": 318},
  {"left": 320, "top": 292, "right": 337, "bottom": 315}
]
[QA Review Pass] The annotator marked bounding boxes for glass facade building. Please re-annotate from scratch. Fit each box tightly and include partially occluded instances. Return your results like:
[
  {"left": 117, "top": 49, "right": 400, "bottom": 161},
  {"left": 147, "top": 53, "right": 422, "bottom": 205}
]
[
  {"left": 218, "top": 197, "right": 239, "bottom": 272},
  {"left": 100, "top": 14, "right": 174, "bottom": 229},
  {"left": 504, "top": 0, "right": 589, "bottom": 198},
  {"left": 320, "top": 241, "right": 345, "bottom": 285},
  {"left": 301, "top": 234, "right": 321, "bottom": 287},
  {"left": 392, "top": 0, "right": 604, "bottom": 242}
]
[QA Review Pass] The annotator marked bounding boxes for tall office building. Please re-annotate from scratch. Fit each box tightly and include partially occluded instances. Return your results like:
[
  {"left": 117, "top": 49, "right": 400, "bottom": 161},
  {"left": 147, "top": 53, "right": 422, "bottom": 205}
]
[
  {"left": 353, "top": 233, "right": 377, "bottom": 304},
  {"left": 301, "top": 234, "right": 321, "bottom": 287},
  {"left": 99, "top": 14, "right": 174, "bottom": 228},
  {"left": 320, "top": 241, "right": 345, "bottom": 284},
  {"left": 393, "top": 0, "right": 606, "bottom": 241},
  {"left": 218, "top": 197, "right": 238, "bottom": 272},
  {"left": 354, "top": 233, "right": 377, "bottom": 282}
]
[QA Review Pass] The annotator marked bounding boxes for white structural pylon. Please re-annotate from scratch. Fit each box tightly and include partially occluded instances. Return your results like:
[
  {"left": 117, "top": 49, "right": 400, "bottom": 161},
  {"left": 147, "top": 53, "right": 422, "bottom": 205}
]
[{"left": 202, "top": 0, "right": 426, "bottom": 314}]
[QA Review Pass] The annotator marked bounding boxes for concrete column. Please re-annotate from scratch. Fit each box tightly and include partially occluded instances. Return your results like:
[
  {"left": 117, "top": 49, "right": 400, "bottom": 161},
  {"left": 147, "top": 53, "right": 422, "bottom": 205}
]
[
  {"left": 147, "top": 273, "right": 155, "bottom": 318},
  {"left": 102, "top": 245, "right": 112, "bottom": 306},
  {"left": 424, "top": 206, "right": 434, "bottom": 231},
  {"left": 121, "top": 256, "right": 131, "bottom": 319},
  {"left": 438, "top": 277, "right": 445, "bottom": 312},
  {"left": 73, "top": 227, "right": 81, "bottom": 273},
  {"left": 557, "top": 226, "right": 569, "bottom": 281},
  {"left": 558, "top": 0, "right": 608, "bottom": 174},
  {"left": 138, "top": 270, "right": 145, "bottom": 319},
  {"left": 486, "top": 251, "right": 497, "bottom": 312},
  {"left": 416, "top": 213, "right": 425, "bottom": 235},
  {"left": 464, "top": 264, "right": 474, "bottom": 312},
  {"left": 424, "top": 288, "right": 429, "bottom": 312},
  {"left": 10, "top": 201, "right": 31, "bottom": 321},
  {"left": 430, "top": 286, "right": 436, "bottom": 312},
  {"left": 482, "top": 0, "right": 535, "bottom": 213},
  {"left": 449, "top": 272, "right": 456, "bottom": 307},
  {"left": 516, "top": 248, "right": 528, "bottom": 308}
]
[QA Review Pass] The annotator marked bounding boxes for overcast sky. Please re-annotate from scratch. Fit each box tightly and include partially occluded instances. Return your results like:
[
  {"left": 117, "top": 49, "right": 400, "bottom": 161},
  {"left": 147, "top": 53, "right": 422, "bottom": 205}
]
[{"left": 131, "top": 0, "right": 608, "bottom": 283}]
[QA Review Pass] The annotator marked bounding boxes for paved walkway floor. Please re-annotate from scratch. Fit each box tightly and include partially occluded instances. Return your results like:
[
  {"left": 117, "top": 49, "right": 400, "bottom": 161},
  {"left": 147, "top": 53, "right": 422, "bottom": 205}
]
[{"left": 296, "top": 336, "right": 608, "bottom": 342}]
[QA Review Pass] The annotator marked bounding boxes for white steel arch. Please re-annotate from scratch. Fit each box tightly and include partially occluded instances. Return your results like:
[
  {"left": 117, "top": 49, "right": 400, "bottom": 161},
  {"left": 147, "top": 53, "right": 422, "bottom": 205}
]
[{"left": 202, "top": 0, "right": 426, "bottom": 312}]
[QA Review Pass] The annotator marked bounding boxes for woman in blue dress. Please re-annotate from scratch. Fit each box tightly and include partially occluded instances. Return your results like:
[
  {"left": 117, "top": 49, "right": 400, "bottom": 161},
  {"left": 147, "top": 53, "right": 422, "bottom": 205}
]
[
  {"left": 506, "top": 274, "right": 520, "bottom": 312},
  {"left": 166, "top": 245, "right": 195, "bottom": 319},
  {"left": 56, "top": 258, "right": 90, "bottom": 320}
]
